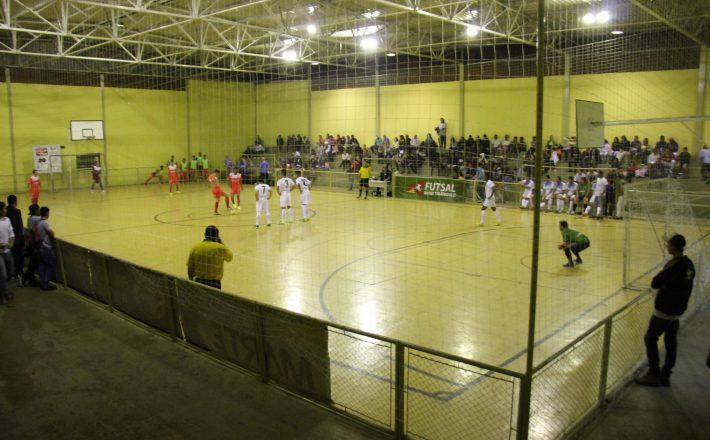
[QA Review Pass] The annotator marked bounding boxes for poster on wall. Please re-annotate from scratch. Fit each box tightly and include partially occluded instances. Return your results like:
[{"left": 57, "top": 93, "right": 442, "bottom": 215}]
[
  {"left": 33, "top": 145, "right": 62, "bottom": 173},
  {"left": 393, "top": 176, "right": 466, "bottom": 203}
]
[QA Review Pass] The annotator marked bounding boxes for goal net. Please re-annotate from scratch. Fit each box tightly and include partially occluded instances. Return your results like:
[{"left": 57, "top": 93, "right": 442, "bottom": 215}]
[
  {"left": 48, "top": 153, "right": 104, "bottom": 192},
  {"left": 623, "top": 177, "right": 708, "bottom": 291}
]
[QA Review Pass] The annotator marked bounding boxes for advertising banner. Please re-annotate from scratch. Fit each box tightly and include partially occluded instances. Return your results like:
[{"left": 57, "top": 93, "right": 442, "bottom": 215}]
[
  {"left": 33, "top": 145, "right": 62, "bottom": 173},
  {"left": 394, "top": 175, "right": 467, "bottom": 203}
]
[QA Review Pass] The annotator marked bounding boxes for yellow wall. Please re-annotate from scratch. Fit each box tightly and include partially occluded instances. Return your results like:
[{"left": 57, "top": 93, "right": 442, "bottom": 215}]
[
  {"left": 10, "top": 83, "right": 103, "bottom": 177},
  {"left": 381, "top": 82, "right": 460, "bottom": 142},
  {"left": 255, "top": 80, "right": 309, "bottom": 144},
  {"left": 311, "top": 87, "right": 376, "bottom": 145},
  {"left": 188, "top": 79, "right": 254, "bottom": 165},
  {"left": 570, "top": 69, "right": 700, "bottom": 153},
  {"left": 465, "top": 76, "right": 565, "bottom": 143},
  {"left": 104, "top": 87, "right": 187, "bottom": 169}
]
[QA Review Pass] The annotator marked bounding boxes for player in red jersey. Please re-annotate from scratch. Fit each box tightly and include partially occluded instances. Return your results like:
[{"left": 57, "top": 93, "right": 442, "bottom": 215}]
[
  {"left": 208, "top": 170, "right": 234, "bottom": 215},
  {"left": 168, "top": 161, "right": 180, "bottom": 194},
  {"left": 28, "top": 169, "right": 41, "bottom": 204},
  {"left": 228, "top": 169, "right": 242, "bottom": 209}
]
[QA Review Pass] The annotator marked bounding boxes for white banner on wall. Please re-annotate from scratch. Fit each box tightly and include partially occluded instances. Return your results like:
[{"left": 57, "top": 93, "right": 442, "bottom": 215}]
[{"left": 33, "top": 145, "right": 62, "bottom": 173}]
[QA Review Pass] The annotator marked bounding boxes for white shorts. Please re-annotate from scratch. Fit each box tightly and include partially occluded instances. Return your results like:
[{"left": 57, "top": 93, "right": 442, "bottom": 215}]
[
  {"left": 522, "top": 190, "right": 532, "bottom": 199},
  {"left": 256, "top": 199, "right": 270, "bottom": 214},
  {"left": 543, "top": 192, "right": 553, "bottom": 201},
  {"left": 300, "top": 190, "right": 311, "bottom": 205},
  {"left": 483, "top": 196, "right": 496, "bottom": 208},
  {"left": 589, "top": 195, "right": 597, "bottom": 204},
  {"left": 280, "top": 192, "right": 292, "bottom": 207},
  {"left": 556, "top": 193, "right": 565, "bottom": 200}
]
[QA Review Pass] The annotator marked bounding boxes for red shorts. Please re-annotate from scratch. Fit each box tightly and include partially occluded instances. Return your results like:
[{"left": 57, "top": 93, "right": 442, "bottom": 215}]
[
  {"left": 169, "top": 175, "right": 178, "bottom": 183},
  {"left": 203, "top": 169, "right": 210, "bottom": 176},
  {"left": 212, "top": 186, "right": 226, "bottom": 198},
  {"left": 230, "top": 186, "right": 241, "bottom": 195}
]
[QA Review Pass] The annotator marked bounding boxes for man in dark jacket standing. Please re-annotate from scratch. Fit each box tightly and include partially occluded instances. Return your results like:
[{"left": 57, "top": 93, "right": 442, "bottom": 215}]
[{"left": 635, "top": 234, "right": 695, "bottom": 387}]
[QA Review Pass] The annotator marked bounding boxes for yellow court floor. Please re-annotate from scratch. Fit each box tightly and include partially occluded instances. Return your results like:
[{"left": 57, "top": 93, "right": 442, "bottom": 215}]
[{"left": 37, "top": 181, "right": 655, "bottom": 372}]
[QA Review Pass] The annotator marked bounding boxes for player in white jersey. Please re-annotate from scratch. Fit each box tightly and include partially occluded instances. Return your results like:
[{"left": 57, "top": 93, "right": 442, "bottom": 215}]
[
  {"left": 554, "top": 177, "right": 566, "bottom": 213},
  {"left": 294, "top": 170, "right": 312, "bottom": 222},
  {"left": 254, "top": 178, "right": 272, "bottom": 228},
  {"left": 540, "top": 175, "right": 554, "bottom": 211},
  {"left": 276, "top": 169, "right": 296, "bottom": 224},
  {"left": 479, "top": 179, "right": 502, "bottom": 226},
  {"left": 565, "top": 176, "right": 578, "bottom": 214},
  {"left": 520, "top": 178, "right": 534, "bottom": 209},
  {"left": 585, "top": 171, "right": 608, "bottom": 218}
]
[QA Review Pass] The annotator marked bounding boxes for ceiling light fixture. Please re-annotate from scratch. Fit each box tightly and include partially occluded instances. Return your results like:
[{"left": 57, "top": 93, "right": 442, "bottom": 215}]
[
  {"left": 386, "top": 52, "right": 396, "bottom": 57},
  {"left": 360, "top": 37, "right": 378, "bottom": 50},
  {"left": 311, "top": 61, "right": 320, "bottom": 65},
  {"left": 306, "top": 24, "right": 317, "bottom": 34},
  {"left": 610, "top": 30, "right": 624, "bottom": 35},
  {"left": 596, "top": 11, "right": 610, "bottom": 23},
  {"left": 362, "top": 10, "right": 381, "bottom": 19},
  {"left": 466, "top": 25, "right": 480, "bottom": 37},
  {"left": 582, "top": 12, "right": 596, "bottom": 25},
  {"left": 282, "top": 50, "right": 298, "bottom": 61}
]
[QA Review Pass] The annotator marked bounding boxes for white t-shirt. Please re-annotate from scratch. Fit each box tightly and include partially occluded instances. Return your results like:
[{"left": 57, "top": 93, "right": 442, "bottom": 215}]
[
  {"left": 555, "top": 181, "right": 566, "bottom": 194},
  {"left": 543, "top": 180, "right": 554, "bottom": 197},
  {"left": 485, "top": 180, "right": 495, "bottom": 199},
  {"left": 566, "top": 181, "right": 577, "bottom": 196},
  {"left": 699, "top": 148, "right": 710, "bottom": 164},
  {"left": 0, "top": 217, "right": 14, "bottom": 254},
  {"left": 594, "top": 177, "right": 608, "bottom": 196},
  {"left": 276, "top": 177, "right": 295, "bottom": 193}
]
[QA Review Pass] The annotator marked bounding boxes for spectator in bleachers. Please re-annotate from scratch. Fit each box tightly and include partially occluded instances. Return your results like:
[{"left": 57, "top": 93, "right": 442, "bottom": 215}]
[
  {"left": 655, "top": 135, "right": 668, "bottom": 151},
  {"left": 699, "top": 145, "right": 710, "bottom": 183}
]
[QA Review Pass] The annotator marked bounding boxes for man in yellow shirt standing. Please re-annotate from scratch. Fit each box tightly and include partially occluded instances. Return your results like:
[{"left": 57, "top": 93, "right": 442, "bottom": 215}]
[
  {"left": 357, "top": 160, "right": 372, "bottom": 199},
  {"left": 187, "top": 225, "right": 233, "bottom": 290}
]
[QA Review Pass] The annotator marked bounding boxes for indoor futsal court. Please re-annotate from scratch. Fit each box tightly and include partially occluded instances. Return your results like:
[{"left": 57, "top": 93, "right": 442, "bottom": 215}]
[
  {"left": 44, "top": 182, "right": 647, "bottom": 370},
  {"left": 3, "top": 1, "right": 710, "bottom": 438}
]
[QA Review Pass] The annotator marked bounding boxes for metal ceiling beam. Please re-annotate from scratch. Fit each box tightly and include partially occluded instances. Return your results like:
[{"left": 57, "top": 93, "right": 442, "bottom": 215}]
[{"left": 630, "top": 0, "right": 705, "bottom": 46}]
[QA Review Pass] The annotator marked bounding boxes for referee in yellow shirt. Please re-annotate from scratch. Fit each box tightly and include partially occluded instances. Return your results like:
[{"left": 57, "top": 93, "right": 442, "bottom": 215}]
[
  {"left": 357, "top": 161, "right": 372, "bottom": 199},
  {"left": 187, "top": 225, "right": 233, "bottom": 289}
]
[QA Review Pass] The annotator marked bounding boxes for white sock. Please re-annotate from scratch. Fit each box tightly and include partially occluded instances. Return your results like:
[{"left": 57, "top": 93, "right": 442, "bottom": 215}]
[
  {"left": 481, "top": 210, "right": 486, "bottom": 223},
  {"left": 288, "top": 207, "right": 293, "bottom": 221},
  {"left": 302, "top": 205, "right": 309, "bottom": 219},
  {"left": 494, "top": 210, "right": 501, "bottom": 221},
  {"left": 584, "top": 205, "right": 591, "bottom": 215},
  {"left": 256, "top": 212, "right": 261, "bottom": 225}
]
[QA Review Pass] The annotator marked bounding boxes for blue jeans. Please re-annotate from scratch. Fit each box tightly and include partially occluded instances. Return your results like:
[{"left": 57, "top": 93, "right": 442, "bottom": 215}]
[
  {"left": 39, "top": 245, "right": 55, "bottom": 289},
  {"left": 644, "top": 315, "right": 679, "bottom": 376}
]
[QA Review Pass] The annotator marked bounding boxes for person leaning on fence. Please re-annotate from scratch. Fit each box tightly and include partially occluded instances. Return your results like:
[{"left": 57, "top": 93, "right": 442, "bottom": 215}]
[
  {"left": 187, "top": 225, "right": 233, "bottom": 290},
  {"left": 0, "top": 202, "right": 16, "bottom": 305},
  {"left": 635, "top": 234, "right": 695, "bottom": 387}
]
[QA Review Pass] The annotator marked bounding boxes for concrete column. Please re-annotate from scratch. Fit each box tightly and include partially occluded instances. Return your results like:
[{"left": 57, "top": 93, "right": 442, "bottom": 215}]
[
  {"left": 695, "top": 46, "right": 707, "bottom": 150},
  {"left": 562, "top": 53, "right": 571, "bottom": 140},
  {"left": 5, "top": 68, "right": 18, "bottom": 192},
  {"left": 459, "top": 63, "right": 465, "bottom": 138}
]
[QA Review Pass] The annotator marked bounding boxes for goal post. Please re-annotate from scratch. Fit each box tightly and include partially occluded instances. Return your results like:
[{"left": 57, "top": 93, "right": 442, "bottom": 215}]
[{"left": 48, "top": 153, "right": 105, "bottom": 192}]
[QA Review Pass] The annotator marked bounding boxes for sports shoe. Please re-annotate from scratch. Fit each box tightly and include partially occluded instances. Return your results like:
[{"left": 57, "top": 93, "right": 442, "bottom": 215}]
[
  {"left": 267, "top": 224, "right": 271, "bottom": 227},
  {"left": 279, "top": 220, "right": 285, "bottom": 225},
  {"left": 176, "top": 191, "right": 181, "bottom": 194},
  {"left": 302, "top": 218, "right": 309, "bottom": 222},
  {"left": 237, "top": 206, "right": 241, "bottom": 210},
  {"left": 214, "top": 212, "right": 221, "bottom": 215},
  {"left": 563, "top": 262, "right": 574, "bottom": 268},
  {"left": 477, "top": 222, "right": 485, "bottom": 227},
  {"left": 575, "top": 258, "right": 583, "bottom": 265},
  {"left": 660, "top": 375, "right": 670, "bottom": 387},
  {"left": 634, "top": 372, "right": 661, "bottom": 387},
  {"left": 229, "top": 209, "right": 236, "bottom": 214},
  {"left": 496, "top": 221, "right": 502, "bottom": 226},
  {"left": 255, "top": 225, "right": 259, "bottom": 229}
]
